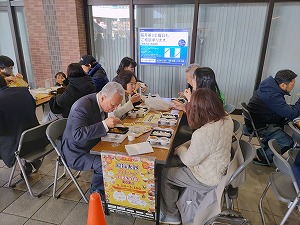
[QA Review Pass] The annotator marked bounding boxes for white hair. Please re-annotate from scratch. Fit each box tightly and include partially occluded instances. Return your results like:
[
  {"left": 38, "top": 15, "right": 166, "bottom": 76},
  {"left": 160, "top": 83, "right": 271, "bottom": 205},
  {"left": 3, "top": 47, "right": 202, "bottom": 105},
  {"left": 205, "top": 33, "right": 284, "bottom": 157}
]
[
  {"left": 185, "top": 63, "right": 201, "bottom": 78},
  {"left": 99, "top": 82, "right": 125, "bottom": 99}
]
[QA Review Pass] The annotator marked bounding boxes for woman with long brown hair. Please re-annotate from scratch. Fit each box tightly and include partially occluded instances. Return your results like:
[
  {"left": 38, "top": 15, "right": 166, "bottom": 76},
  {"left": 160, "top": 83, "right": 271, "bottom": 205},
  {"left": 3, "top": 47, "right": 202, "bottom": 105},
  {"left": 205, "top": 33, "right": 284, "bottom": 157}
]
[{"left": 160, "top": 88, "right": 233, "bottom": 224}]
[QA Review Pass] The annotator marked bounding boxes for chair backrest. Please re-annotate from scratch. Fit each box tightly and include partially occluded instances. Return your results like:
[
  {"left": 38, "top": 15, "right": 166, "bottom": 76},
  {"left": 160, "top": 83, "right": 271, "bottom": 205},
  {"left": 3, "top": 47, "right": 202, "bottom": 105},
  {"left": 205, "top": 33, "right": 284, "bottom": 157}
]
[
  {"left": 224, "top": 103, "right": 235, "bottom": 114},
  {"left": 227, "top": 140, "right": 256, "bottom": 186},
  {"left": 288, "top": 121, "right": 300, "bottom": 144},
  {"left": 18, "top": 121, "right": 52, "bottom": 157},
  {"left": 268, "top": 139, "right": 300, "bottom": 193},
  {"left": 46, "top": 118, "right": 68, "bottom": 156},
  {"left": 232, "top": 119, "right": 242, "bottom": 136}
]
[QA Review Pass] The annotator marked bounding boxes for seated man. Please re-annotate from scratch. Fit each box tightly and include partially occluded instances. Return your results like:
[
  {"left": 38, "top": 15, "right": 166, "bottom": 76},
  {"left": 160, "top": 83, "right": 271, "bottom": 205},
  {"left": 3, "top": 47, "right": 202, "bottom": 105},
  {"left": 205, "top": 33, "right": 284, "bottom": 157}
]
[
  {"left": 0, "top": 76, "right": 40, "bottom": 174},
  {"left": 60, "top": 82, "right": 124, "bottom": 196},
  {"left": 246, "top": 70, "right": 300, "bottom": 165}
]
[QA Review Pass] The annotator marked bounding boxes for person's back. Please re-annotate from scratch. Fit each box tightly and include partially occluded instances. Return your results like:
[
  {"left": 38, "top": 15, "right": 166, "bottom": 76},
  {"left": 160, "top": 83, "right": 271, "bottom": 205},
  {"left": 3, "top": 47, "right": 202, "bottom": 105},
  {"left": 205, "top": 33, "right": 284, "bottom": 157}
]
[{"left": 0, "top": 85, "right": 39, "bottom": 167}]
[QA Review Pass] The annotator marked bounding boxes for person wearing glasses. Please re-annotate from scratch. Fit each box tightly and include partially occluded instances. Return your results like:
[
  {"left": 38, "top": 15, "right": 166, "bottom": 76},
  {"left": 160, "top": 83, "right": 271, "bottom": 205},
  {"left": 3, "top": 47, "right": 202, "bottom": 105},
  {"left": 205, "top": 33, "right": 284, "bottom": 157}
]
[
  {"left": 113, "top": 70, "right": 142, "bottom": 118},
  {"left": 0, "top": 55, "right": 28, "bottom": 87}
]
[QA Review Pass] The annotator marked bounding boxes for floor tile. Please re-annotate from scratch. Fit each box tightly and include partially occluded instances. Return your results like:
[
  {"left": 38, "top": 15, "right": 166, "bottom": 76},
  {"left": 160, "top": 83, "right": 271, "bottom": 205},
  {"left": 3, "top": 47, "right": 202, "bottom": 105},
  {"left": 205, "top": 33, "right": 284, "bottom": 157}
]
[
  {"left": 31, "top": 175, "right": 68, "bottom": 197},
  {"left": 3, "top": 192, "right": 49, "bottom": 218},
  {"left": 105, "top": 212, "right": 135, "bottom": 225},
  {"left": 61, "top": 202, "right": 88, "bottom": 225},
  {"left": 240, "top": 209, "right": 275, "bottom": 225},
  {"left": 24, "top": 219, "right": 55, "bottom": 225},
  {"left": 134, "top": 217, "right": 155, "bottom": 225},
  {"left": 0, "top": 187, "right": 24, "bottom": 212},
  {"left": 38, "top": 159, "right": 56, "bottom": 175},
  {"left": 0, "top": 212, "right": 28, "bottom": 225},
  {"left": 58, "top": 180, "right": 90, "bottom": 201},
  {"left": 274, "top": 215, "right": 300, "bottom": 225},
  {"left": 32, "top": 198, "right": 77, "bottom": 224},
  {"left": 0, "top": 167, "right": 17, "bottom": 187}
]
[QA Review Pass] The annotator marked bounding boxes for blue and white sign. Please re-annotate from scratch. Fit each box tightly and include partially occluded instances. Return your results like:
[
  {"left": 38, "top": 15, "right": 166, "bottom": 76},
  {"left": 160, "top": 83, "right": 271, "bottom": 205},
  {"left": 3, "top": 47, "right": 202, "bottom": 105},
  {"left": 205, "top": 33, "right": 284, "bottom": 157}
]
[{"left": 139, "top": 28, "right": 189, "bottom": 66}]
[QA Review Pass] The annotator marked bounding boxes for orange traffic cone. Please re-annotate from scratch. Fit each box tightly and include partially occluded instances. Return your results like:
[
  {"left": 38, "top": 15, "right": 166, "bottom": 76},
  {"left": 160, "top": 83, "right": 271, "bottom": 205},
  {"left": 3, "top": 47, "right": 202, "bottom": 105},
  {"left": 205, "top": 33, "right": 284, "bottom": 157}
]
[{"left": 87, "top": 192, "right": 107, "bottom": 225}]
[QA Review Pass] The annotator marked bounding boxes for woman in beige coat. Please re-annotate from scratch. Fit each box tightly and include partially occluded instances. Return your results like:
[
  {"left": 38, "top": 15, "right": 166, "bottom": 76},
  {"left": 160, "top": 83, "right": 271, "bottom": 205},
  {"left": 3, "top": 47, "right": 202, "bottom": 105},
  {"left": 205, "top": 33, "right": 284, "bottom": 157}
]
[{"left": 160, "top": 88, "right": 233, "bottom": 225}]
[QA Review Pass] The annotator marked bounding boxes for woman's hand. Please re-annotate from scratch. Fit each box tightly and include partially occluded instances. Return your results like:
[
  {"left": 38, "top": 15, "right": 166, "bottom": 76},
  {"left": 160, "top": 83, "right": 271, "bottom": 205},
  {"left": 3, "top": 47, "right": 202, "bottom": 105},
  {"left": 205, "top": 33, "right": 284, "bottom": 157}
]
[
  {"left": 15, "top": 73, "right": 23, "bottom": 79},
  {"left": 130, "top": 93, "right": 141, "bottom": 103},
  {"left": 183, "top": 88, "right": 192, "bottom": 102},
  {"left": 135, "top": 82, "right": 147, "bottom": 93},
  {"left": 171, "top": 99, "right": 185, "bottom": 111}
]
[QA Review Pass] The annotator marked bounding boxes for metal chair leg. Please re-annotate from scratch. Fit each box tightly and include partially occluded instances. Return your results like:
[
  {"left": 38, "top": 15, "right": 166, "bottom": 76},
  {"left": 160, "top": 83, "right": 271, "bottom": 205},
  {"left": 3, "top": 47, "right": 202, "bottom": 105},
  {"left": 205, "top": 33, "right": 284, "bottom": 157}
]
[
  {"left": 8, "top": 162, "right": 17, "bottom": 187},
  {"left": 280, "top": 195, "right": 300, "bottom": 225},
  {"left": 259, "top": 181, "right": 271, "bottom": 225},
  {"left": 53, "top": 158, "right": 60, "bottom": 198}
]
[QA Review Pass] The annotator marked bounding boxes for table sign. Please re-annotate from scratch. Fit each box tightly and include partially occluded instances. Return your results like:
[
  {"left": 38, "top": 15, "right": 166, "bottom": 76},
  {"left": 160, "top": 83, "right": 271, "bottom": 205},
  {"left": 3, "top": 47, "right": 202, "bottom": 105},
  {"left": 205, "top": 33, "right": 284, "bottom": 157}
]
[{"left": 101, "top": 152, "right": 156, "bottom": 220}]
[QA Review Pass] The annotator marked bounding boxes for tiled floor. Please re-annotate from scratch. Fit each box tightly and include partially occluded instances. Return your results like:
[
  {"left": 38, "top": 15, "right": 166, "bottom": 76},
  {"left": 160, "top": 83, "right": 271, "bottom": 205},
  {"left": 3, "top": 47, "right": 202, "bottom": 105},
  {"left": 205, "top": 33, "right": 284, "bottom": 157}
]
[{"left": 0, "top": 113, "right": 300, "bottom": 225}]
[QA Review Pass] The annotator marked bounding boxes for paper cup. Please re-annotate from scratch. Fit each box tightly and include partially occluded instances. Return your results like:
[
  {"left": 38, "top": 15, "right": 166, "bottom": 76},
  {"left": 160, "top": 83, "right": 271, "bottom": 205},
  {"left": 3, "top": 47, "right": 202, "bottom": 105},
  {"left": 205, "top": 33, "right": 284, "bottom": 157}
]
[{"left": 127, "top": 133, "right": 135, "bottom": 141}]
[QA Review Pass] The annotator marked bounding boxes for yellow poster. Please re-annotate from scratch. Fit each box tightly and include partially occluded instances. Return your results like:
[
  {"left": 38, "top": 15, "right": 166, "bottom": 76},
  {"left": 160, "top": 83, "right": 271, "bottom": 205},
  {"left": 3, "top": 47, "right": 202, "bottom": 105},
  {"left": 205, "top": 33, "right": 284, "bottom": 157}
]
[{"left": 101, "top": 152, "right": 156, "bottom": 220}]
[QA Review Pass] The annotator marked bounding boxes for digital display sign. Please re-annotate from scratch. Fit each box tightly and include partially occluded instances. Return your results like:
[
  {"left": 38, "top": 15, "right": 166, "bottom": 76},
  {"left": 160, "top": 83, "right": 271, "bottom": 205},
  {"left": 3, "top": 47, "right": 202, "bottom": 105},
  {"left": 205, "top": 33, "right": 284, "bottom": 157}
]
[{"left": 139, "top": 28, "right": 189, "bottom": 66}]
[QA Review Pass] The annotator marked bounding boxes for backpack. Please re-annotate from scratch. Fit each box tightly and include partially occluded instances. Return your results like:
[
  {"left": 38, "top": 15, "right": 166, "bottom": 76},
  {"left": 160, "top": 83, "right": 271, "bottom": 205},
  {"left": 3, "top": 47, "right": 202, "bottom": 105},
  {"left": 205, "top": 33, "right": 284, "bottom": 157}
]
[{"left": 205, "top": 210, "right": 251, "bottom": 225}]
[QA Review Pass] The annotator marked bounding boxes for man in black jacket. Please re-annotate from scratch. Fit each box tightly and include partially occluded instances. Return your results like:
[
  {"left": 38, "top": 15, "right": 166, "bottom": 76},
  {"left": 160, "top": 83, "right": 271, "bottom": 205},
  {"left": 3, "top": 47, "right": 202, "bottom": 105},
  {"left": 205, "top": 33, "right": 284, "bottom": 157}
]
[{"left": 0, "top": 76, "right": 40, "bottom": 174}]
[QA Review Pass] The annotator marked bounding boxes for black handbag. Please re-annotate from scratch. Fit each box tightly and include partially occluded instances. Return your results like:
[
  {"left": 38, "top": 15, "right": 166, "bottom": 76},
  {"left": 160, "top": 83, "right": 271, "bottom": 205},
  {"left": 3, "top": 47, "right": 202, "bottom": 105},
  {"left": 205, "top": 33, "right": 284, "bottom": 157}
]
[{"left": 49, "top": 96, "right": 63, "bottom": 114}]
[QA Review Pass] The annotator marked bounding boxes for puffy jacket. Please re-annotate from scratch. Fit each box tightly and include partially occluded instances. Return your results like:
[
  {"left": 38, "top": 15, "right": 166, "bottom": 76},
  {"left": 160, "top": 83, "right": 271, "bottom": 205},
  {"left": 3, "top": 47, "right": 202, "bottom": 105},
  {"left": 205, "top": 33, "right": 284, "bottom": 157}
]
[
  {"left": 176, "top": 116, "right": 233, "bottom": 186},
  {"left": 50, "top": 76, "right": 96, "bottom": 118},
  {"left": 247, "top": 76, "right": 300, "bottom": 129},
  {"left": 88, "top": 63, "right": 109, "bottom": 92}
]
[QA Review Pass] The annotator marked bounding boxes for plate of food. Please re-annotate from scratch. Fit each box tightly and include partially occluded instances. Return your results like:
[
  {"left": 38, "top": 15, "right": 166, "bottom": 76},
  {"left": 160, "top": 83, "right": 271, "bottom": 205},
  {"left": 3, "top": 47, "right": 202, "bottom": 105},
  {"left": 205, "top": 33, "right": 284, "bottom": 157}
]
[
  {"left": 161, "top": 113, "right": 178, "bottom": 120},
  {"left": 108, "top": 127, "right": 129, "bottom": 134},
  {"left": 150, "top": 129, "right": 172, "bottom": 138}
]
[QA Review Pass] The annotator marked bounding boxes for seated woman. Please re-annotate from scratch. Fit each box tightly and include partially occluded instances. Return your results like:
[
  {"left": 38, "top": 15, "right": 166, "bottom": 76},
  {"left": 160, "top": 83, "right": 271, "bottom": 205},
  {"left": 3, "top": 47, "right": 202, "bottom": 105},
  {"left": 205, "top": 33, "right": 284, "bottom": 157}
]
[
  {"left": 54, "top": 71, "right": 68, "bottom": 86},
  {"left": 160, "top": 88, "right": 233, "bottom": 225},
  {"left": 113, "top": 70, "right": 142, "bottom": 118},
  {"left": 49, "top": 63, "right": 96, "bottom": 118},
  {"left": 114, "top": 57, "right": 147, "bottom": 93},
  {"left": 173, "top": 67, "right": 225, "bottom": 110}
]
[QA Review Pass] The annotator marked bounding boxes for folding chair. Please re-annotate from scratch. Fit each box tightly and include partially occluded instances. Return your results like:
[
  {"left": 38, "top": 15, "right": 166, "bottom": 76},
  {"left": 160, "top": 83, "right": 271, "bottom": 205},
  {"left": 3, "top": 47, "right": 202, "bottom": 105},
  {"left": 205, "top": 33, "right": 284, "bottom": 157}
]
[
  {"left": 232, "top": 119, "right": 242, "bottom": 136},
  {"left": 224, "top": 103, "right": 235, "bottom": 114},
  {"left": 46, "top": 118, "right": 88, "bottom": 202},
  {"left": 259, "top": 139, "right": 300, "bottom": 225},
  {"left": 7, "top": 122, "right": 54, "bottom": 197},
  {"left": 240, "top": 102, "right": 271, "bottom": 166},
  {"left": 288, "top": 121, "right": 300, "bottom": 163},
  {"left": 224, "top": 140, "right": 256, "bottom": 209}
]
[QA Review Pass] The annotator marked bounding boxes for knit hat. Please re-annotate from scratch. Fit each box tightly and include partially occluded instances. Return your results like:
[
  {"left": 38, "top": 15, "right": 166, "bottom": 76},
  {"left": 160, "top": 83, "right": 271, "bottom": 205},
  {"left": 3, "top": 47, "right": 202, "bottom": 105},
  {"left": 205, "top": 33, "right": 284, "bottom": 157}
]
[
  {"left": 79, "top": 55, "right": 96, "bottom": 66},
  {"left": 0, "top": 55, "right": 14, "bottom": 68}
]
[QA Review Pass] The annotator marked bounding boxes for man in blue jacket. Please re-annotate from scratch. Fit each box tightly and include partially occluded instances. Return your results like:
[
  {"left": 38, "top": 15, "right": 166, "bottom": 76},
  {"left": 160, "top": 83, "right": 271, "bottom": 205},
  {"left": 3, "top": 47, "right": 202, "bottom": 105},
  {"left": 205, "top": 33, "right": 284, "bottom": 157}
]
[
  {"left": 79, "top": 54, "right": 109, "bottom": 92},
  {"left": 247, "top": 70, "right": 300, "bottom": 166}
]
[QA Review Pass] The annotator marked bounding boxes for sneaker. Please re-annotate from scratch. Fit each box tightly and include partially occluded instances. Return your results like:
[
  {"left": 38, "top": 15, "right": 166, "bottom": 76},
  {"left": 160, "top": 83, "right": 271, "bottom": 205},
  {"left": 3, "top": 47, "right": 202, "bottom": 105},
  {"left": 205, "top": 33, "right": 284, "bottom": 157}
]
[
  {"left": 20, "top": 162, "right": 33, "bottom": 179},
  {"left": 89, "top": 185, "right": 106, "bottom": 203},
  {"left": 31, "top": 159, "right": 42, "bottom": 171},
  {"left": 159, "top": 212, "right": 181, "bottom": 225},
  {"left": 252, "top": 158, "right": 270, "bottom": 166}
]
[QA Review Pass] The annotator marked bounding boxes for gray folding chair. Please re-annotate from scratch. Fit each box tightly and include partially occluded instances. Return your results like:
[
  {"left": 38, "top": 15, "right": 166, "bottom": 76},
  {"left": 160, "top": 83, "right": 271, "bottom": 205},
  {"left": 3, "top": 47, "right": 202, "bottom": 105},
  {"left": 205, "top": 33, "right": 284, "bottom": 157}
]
[
  {"left": 288, "top": 121, "right": 300, "bottom": 163},
  {"left": 240, "top": 102, "right": 271, "bottom": 166},
  {"left": 232, "top": 119, "right": 242, "bottom": 136},
  {"left": 259, "top": 139, "right": 300, "bottom": 225},
  {"left": 224, "top": 140, "right": 256, "bottom": 209},
  {"left": 46, "top": 118, "right": 88, "bottom": 202},
  {"left": 7, "top": 122, "right": 54, "bottom": 197},
  {"left": 224, "top": 103, "right": 235, "bottom": 114}
]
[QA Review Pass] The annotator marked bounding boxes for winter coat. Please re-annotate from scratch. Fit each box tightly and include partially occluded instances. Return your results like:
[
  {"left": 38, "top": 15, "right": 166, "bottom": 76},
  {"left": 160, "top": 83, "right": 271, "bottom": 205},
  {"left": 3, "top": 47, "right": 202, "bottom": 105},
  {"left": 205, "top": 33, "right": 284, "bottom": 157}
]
[
  {"left": 176, "top": 116, "right": 233, "bottom": 186},
  {"left": 50, "top": 76, "right": 96, "bottom": 118},
  {"left": 247, "top": 76, "right": 300, "bottom": 129},
  {"left": 88, "top": 63, "right": 109, "bottom": 92}
]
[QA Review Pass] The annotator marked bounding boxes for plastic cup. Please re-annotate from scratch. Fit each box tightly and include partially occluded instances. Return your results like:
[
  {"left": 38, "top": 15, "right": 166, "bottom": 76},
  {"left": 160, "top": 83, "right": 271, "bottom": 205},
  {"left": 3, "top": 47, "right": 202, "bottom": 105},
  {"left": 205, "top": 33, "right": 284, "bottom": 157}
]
[
  {"left": 129, "top": 111, "right": 137, "bottom": 118},
  {"left": 127, "top": 133, "right": 135, "bottom": 141}
]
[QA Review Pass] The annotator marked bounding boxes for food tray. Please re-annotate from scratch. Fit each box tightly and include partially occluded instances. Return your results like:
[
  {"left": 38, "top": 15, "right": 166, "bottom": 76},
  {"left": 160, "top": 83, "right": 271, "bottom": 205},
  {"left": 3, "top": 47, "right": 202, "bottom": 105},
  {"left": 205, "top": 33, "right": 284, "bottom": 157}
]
[
  {"left": 150, "top": 129, "right": 172, "bottom": 138},
  {"left": 108, "top": 127, "right": 129, "bottom": 134},
  {"left": 161, "top": 113, "right": 178, "bottom": 120},
  {"left": 171, "top": 98, "right": 186, "bottom": 104}
]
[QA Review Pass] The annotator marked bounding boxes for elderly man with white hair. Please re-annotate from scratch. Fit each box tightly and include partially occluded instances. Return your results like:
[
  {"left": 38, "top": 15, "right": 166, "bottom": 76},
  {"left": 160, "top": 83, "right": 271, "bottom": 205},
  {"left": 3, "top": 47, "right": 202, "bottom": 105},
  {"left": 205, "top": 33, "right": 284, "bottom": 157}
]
[{"left": 60, "top": 82, "right": 124, "bottom": 196}]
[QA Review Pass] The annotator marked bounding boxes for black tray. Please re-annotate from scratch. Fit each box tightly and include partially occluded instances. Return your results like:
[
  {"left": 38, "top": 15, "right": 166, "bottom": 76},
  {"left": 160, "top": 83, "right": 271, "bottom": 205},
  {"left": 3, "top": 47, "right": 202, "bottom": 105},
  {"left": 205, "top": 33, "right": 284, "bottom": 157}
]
[
  {"left": 161, "top": 113, "right": 178, "bottom": 120},
  {"left": 134, "top": 106, "right": 149, "bottom": 112},
  {"left": 150, "top": 129, "right": 172, "bottom": 138},
  {"left": 108, "top": 127, "right": 129, "bottom": 134}
]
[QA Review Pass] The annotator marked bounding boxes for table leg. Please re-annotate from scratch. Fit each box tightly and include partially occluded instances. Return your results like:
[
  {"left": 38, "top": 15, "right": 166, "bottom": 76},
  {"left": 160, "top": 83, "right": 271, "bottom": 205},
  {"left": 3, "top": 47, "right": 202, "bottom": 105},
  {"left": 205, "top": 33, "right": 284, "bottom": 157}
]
[{"left": 155, "top": 164, "right": 163, "bottom": 225}]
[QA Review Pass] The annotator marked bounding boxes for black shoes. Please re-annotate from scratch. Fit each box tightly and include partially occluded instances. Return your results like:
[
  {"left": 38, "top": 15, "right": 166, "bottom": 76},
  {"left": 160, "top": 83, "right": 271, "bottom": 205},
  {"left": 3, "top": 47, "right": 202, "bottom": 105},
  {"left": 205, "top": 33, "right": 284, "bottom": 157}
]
[{"left": 20, "top": 159, "right": 43, "bottom": 179}]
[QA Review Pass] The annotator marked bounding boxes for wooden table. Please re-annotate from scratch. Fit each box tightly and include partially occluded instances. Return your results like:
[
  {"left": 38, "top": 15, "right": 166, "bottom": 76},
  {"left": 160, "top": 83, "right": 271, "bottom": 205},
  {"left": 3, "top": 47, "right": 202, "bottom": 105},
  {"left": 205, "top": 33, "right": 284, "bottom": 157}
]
[
  {"left": 35, "top": 95, "right": 52, "bottom": 107},
  {"left": 91, "top": 110, "right": 183, "bottom": 224}
]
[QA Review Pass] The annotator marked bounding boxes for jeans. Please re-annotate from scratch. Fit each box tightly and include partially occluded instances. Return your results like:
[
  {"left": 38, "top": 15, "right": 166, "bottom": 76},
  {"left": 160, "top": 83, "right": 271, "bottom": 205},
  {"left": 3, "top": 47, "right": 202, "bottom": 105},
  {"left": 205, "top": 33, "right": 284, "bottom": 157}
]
[{"left": 257, "top": 124, "right": 293, "bottom": 162}]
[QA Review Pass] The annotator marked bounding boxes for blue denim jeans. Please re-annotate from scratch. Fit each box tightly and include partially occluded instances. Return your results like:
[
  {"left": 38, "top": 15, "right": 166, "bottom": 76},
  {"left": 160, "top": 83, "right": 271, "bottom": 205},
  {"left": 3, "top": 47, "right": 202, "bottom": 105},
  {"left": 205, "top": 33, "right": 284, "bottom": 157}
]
[
  {"left": 257, "top": 124, "right": 293, "bottom": 162},
  {"left": 292, "top": 152, "right": 300, "bottom": 187}
]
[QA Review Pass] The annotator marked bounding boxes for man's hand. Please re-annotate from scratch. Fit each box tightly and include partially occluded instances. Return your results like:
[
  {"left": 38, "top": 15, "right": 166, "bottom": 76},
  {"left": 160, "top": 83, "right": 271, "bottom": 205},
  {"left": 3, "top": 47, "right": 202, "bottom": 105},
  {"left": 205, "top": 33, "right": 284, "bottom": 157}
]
[
  {"left": 183, "top": 88, "right": 192, "bottom": 102},
  {"left": 5, "top": 76, "right": 16, "bottom": 82},
  {"left": 104, "top": 116, "right": 122, "bottom": 128},
  {"left": 15, "top": 73, "right": 23, "bottom": 79}
]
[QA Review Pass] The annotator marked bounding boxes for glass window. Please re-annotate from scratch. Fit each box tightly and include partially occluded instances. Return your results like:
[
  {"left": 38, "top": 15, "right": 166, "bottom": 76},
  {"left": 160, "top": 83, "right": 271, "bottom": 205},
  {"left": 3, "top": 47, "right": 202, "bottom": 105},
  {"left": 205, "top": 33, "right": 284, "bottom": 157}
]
[
  {"left": 0, "top": 10, "right": 18, "bottom": 75},
  {"left": 135, "top": 4, "right": 194, "bottom": 97},
  {"left": 91, "top": 5, "right": 130, "bottom": 80},
  {"left": 263, "top": 3, "right": 300, "bottom": 104},
  {"left": 15, "top": 7, "right": 35, "bottom": 88},
  {"left": 196, "top": 3, "right": 267, "bottom": 107}
]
